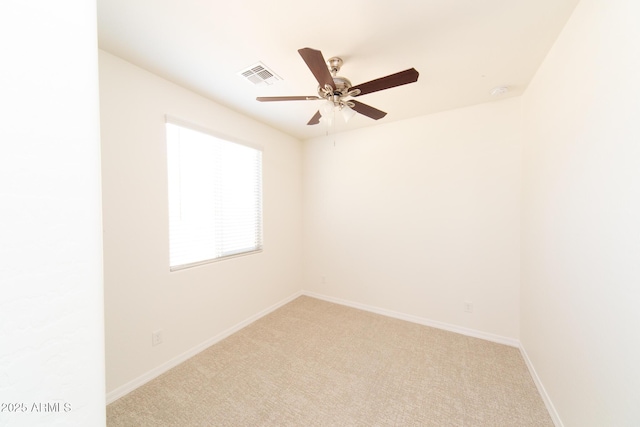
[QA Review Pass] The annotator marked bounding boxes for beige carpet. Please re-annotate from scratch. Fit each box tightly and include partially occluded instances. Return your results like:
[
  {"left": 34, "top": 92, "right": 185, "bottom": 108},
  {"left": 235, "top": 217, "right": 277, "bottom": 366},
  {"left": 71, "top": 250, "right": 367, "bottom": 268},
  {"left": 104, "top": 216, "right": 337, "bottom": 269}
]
[{"left": 107, "top": 296, "right": 553, "bottom": 426}]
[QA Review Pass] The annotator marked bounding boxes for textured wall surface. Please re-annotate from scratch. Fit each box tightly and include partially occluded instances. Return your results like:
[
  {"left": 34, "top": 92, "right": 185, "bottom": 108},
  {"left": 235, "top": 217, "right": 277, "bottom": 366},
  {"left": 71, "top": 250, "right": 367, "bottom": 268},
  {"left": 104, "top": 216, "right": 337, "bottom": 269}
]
[{"left": 0, "top": 1, "right": 105, "bottom": 426}]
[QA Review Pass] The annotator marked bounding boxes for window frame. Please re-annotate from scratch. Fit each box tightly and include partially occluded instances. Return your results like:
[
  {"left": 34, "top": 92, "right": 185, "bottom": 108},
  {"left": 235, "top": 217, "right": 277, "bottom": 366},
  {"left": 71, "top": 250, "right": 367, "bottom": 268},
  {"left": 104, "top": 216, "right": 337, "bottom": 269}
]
[{"left": 165, "top": 115, "right": 264, "bottom": 271}]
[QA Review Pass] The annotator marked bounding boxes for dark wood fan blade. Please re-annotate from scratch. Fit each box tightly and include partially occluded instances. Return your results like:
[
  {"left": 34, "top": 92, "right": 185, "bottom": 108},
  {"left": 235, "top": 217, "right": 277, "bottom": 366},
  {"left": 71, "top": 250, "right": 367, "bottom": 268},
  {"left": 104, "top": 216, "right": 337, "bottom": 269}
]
[
  {"left": 257, "top": 96, "right": 321, "bottom": 102},
  {"left": 351, "top": 68, "right": 419, "bottom": 97},
  {"left": 350, "top": 100, "right": 387, "bottom": 120},
  {"left": 307, "top": 110, "right": 322, "bottom": 125},
  {"left": 298, "top": 48, "right": 335, "bottom": 90}
]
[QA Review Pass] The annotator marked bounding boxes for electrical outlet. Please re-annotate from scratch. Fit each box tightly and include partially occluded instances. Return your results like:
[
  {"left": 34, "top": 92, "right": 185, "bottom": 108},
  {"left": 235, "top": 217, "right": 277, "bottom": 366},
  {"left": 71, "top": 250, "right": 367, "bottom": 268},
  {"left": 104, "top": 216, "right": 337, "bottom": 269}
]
[
  {"left": 464, "top": 301, "right": 473, "bottom": 313},
  {"left": 152, "top": 330, "right": 163, "bottom": 346}
]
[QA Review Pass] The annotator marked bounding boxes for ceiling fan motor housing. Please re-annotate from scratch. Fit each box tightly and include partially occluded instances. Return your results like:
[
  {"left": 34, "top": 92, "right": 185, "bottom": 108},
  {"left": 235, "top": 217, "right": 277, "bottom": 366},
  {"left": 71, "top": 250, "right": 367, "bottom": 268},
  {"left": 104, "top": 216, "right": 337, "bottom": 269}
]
[
  {"left": 316, "top": 56, "right": 359, "bottom": 101},
  {"left": 318, "top": 75, "right": 353, "bottom": 98}
]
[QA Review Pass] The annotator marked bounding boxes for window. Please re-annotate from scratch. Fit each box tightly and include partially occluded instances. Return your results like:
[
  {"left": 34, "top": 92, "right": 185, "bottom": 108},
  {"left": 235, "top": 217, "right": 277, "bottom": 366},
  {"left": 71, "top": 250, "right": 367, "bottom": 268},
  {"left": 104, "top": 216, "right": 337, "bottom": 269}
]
[{"left": 165, "top": 117, "right": 263, "bottom": 270}]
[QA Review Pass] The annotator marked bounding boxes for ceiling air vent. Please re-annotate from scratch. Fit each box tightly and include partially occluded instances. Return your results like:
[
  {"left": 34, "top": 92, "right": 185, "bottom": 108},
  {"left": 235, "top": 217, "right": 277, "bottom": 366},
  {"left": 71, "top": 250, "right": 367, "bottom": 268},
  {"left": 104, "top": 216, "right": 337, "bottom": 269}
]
[{"left": 238, "top": 62, "right": 282, "bottom": 86}]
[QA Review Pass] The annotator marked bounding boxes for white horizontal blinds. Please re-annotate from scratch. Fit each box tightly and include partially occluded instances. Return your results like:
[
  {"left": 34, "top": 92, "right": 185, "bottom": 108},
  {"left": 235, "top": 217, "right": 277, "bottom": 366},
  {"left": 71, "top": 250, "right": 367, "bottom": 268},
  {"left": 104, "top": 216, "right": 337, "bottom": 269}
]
[
  {"left": 166, "top": 121, "right": 262, "bottom": 269},
  {"left": 215, "top": 141, "right": 263, "bottom": 257}
]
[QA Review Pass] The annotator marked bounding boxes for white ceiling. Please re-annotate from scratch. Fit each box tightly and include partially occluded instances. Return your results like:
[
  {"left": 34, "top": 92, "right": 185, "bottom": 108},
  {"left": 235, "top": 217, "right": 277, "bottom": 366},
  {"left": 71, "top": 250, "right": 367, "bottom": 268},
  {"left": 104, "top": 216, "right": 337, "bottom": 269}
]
[{"left": 97, "top": 0, "right": 579, "bottom": 141}]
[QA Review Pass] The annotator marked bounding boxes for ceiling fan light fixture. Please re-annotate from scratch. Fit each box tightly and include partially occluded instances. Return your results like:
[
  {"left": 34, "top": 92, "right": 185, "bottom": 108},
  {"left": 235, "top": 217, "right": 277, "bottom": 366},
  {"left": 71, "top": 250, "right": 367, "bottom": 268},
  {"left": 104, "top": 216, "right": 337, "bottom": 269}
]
[
  {"left": 341, "top": 105, "right": 356, "bottom": 122},
  {"left": 320, "top": 113, "right": 334, "bottom": 127},
  {"left": 319, "top": 100, "right": 335, "bottom": 118}
]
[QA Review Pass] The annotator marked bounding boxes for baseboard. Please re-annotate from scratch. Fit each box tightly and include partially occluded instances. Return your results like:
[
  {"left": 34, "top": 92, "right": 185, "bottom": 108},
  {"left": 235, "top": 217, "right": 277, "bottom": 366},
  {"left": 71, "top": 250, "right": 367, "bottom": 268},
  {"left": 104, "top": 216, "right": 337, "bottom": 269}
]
[
  {"left": 302, "top": 291, "right": 520, "bottom": 348},
  {"left": 519, "top": 343, "right": 564, "bottom": 427},
  {"left": 105, "top": 290, "right": 303, "bottom": 404}
]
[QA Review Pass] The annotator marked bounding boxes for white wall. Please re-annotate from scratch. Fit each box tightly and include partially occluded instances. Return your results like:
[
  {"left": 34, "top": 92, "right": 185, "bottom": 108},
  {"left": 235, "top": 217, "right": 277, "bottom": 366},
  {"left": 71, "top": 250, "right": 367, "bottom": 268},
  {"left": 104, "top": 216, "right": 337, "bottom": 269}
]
[
  {"left": 0, "top": 2, "right": 105, "bottom": 426},
  {"left": 303, "top": 98, "right": 522, "bottom": 339},
  {"left": 99, "top": 51, "right": 302, "bottom": 396},
  {"left": 521, "top": 0, "right": 640, "bottom": 425}
]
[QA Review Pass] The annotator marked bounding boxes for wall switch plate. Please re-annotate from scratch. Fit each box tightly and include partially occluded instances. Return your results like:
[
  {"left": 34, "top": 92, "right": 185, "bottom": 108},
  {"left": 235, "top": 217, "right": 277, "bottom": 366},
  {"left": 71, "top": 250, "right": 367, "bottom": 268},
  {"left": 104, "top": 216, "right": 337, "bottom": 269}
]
[
  {"left": 152, "top": 330, "right": 163, "bottom": 346},
  {"left": 464, "top": 301, "right": 473, "bottom": 313}
]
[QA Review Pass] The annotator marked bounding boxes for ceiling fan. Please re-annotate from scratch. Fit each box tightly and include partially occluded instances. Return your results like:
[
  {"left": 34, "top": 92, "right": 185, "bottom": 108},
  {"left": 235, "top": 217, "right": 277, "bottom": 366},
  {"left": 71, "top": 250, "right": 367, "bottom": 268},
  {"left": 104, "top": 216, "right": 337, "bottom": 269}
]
[{"left": 257, "top": 48, "right": 419, "bottom": 125}]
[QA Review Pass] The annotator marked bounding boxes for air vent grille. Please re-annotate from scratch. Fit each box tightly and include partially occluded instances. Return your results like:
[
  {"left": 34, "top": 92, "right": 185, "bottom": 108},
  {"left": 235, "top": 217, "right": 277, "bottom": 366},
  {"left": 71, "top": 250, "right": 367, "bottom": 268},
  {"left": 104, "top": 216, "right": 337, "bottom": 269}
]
[{"left": 238, "top": 62, "right": 282, "bottom": 86}]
